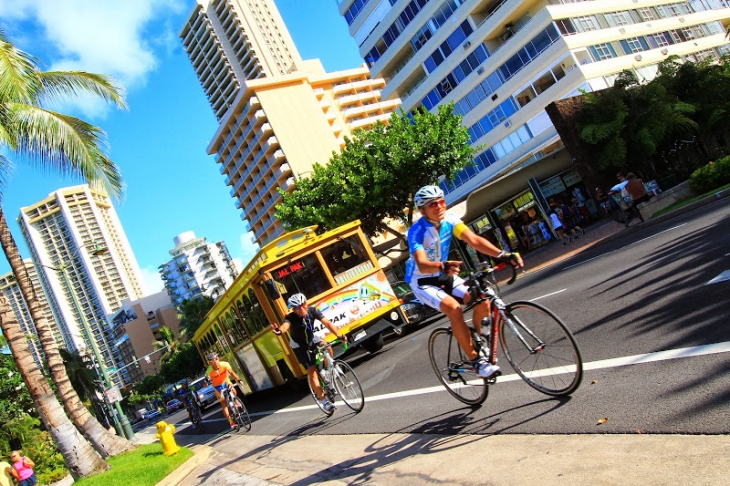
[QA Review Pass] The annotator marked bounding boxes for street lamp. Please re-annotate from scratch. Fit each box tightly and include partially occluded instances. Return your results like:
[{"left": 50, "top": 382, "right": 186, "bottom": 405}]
[{"left": 50, "top": 242, "right": 136, "bottom": 441}]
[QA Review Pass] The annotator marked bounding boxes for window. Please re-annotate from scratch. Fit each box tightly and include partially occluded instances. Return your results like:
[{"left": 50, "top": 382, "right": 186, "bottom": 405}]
[
  {"left": 271, "top": 253, "right": 332, "bottom": 303},
  {"left": 576, "top": 16, "right": 598, "bottom": 32},
  {"left": 638, "top": 7, "right": 655, "bottom": 21},
  {"left": 320, "top": 235, "right": 370, "bottom": 279},
  {"left": 590, "top": 43, "right": 616, "bottom": 61}
]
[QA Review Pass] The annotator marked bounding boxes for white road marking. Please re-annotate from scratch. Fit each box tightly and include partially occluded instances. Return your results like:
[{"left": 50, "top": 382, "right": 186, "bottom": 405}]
[
  {"left": 706, "top": 270, "right": 730, "bottom": 285},
  {"left": 528, "top": 289, "right": 566, "bottom": 301},
  {"left": 254, "top": 341, "right": 730, "bottom": 417}
]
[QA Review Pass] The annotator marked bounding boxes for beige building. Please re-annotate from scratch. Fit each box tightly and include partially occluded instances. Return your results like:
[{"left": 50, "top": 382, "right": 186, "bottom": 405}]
[
  {"left": 181, "top": 0, "right": 402, "bottom": 246},
  {"left": 339, "top": 0, "right": 730, "bottom": 251},
  {"left": 18, "top": 185, "right": 147, "bottom": 386},
  {"left": 0, "top": 260, "right": 63, "bottom": 369},
  {"left": 110, "top": 292, "right": 181, "bottom": 385},
  {"left": 208, "top": 60, "right": 401, "bottom": 244}
]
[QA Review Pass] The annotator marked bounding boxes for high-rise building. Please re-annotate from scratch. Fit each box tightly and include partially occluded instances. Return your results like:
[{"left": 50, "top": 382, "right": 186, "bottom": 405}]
[
  {"left": 18, "top": 185, "right": 147, "bottom": 385},
  {"left": 181, "top": 0, "right": 402, "bottom": 245},
  {"left": 159, "top": 231, "right": 239, "bottom": 305},
  {"left": 340, "top": 0, "right": 730, "bottom": 247},
  {"left": 180, "top": 0, "right": 304, "bottom": 121},
  {"left": 109, "top": 291, "right": 181, "bottom": 386},
  {"left": 0, "top": 259, "right": 63, "bottom": 369}
]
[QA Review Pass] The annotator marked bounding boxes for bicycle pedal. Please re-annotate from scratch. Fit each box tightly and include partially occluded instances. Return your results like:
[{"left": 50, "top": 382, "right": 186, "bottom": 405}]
[{"left": 486, "top": 370, "right": 502, "bottom": 385}]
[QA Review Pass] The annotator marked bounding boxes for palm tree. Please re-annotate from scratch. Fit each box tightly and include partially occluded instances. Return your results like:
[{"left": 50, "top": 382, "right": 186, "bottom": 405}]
[
  {"left": 178, "top": 296, "right": 215, "bottom": 340},
  {"left": 0, "top": 27, "right": 134, "bottom": 474},
  {"left": 152, "top": 326, "right": 179, "bottom": 364}
]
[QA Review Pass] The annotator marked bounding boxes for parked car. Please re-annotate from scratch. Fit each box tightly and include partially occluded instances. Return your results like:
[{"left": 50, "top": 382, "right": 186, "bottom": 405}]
[
  {"left": 392, "top": 281, "right": 438, "bottom": 331},
  {"left": 165, "top": 399, "right": 184, "bottom": 414},
  {"left": 146, "top": 408, "right": 162, "bottom": 421},
  {"left": 190, "top": 377, "right": 217, "bottom": 411}
]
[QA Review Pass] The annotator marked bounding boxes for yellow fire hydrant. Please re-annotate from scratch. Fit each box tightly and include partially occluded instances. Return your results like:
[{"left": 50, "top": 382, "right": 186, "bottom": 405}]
[{"left": 154, "top": 421, "right": 180, "bottom": 456}]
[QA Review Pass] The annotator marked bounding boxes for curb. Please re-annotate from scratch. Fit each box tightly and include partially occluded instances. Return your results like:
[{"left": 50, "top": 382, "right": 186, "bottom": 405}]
[{"left": 155, "top": 444, "right": 214, "bottom": 486}]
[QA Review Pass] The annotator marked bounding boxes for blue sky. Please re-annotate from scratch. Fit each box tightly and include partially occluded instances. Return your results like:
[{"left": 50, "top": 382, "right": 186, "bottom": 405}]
[{"left": 0, "top": 0, "right": 363, "bottom": 294}]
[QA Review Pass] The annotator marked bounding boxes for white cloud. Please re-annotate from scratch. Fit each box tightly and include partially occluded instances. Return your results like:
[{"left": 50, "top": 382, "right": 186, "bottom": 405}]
[
  {"left": 140, "top": 265, "right": 165, "bottom": 295},
  {"left": 0, "top": 0, "right": 185, "bottom": 118}
]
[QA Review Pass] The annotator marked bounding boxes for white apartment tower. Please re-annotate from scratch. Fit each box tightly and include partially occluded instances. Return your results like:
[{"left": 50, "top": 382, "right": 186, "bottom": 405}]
[
  {"left": 0, "top": 260, "right": 63, "bottom": 369},
  {"left": 18, "top": 185, "right": 147, "bottom": 384},
  {"left": 180, "top": 0, "right": 304, "bottom": 121},
  {"left": 181, "top": 0, "right": 402, "bottom": 245},
  {"left": 339, "top": 0, "right": 730, "bottom": 247},
  {"left": 159, "top": 231, "right": 239, "bottom": 305}
]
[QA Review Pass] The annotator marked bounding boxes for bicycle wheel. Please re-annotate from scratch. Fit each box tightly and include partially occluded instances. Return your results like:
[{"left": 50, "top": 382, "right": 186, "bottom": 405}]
[
  {"left": 332, "top": 360, "right": 364, "bottom": 412},
  {"left": 230, "top": 396, "right": 251, "bottom": 432},
  {"left": 309, "top": 373, "right": 335, "bottom": 416},
  {"left": 500, "top": 301, "right": 583, "bottom": 396},
  {"left": 192, "top": 408, "right": 204, "bottom": 433},
  {"left": 428, "top": 327, "right": 488, "bottom": 406}
]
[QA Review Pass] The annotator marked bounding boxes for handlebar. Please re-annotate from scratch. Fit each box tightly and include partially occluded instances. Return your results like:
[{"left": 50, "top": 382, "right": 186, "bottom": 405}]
[{"left": 316, "top": 337, "right": 349, "bottom": 354}]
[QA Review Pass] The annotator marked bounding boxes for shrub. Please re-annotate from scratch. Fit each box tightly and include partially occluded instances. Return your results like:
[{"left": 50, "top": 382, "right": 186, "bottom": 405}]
[{"left": 690, "top": 155, "right": 730, "bottom": 193}]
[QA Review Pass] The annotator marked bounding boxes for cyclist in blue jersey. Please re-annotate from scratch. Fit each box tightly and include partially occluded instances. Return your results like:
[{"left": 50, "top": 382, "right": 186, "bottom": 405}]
[
  {"left": 406, "top": 185, "right": 523, "bottom": 378},
  {"left": 177, "top": 381, "right": 199, "bottom": 425}
]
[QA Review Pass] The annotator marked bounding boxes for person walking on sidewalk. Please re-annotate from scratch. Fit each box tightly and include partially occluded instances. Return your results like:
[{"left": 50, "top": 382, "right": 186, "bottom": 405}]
[
  {"left": 549, "top": 209, "right": 571, "bottom": 245},
  {"left": 557, "top": 200, "right": 585, "bottom": 239},
  {"left": 271, "top": 293, "right": 347, "bottom": 412},
  {"left": 624, "top": 172, "right": 651, "bottom": 225},
  {"left": 206, "top": 353, "right": 243, "bottom": 429},
  {"left": 405, "top": 185, "right": 523, "bottom": 378}
]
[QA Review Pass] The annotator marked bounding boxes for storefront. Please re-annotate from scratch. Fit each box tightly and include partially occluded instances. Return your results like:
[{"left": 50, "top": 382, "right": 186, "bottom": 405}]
[{"left": 462, "top": 148, "right": 598, "bottom": 254}]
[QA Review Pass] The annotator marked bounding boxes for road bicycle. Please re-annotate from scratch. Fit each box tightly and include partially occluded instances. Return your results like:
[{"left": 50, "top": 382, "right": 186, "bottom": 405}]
[
  {"left": 189, "top": 402, "right": 204, "bottom": 434},
  {"left": 309, "top": 338, "right": 365, "bottom": 416},
  {"left": 221, "top": 382, "right": 252, "bottom": 432},
  {"left": 428, "top": 261, "right": 583, "bottom": 406}
]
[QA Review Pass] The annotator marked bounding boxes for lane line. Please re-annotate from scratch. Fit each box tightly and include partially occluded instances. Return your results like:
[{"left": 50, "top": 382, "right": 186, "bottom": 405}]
[
  {"left": 254, "top": 341, "right": 730, "bottom": 417},
  {"left": 706, "top": 270, "right": 730, "bottom": 285},
  {"left": 528, "top": 289, "right": 566, "bottom": 301}
]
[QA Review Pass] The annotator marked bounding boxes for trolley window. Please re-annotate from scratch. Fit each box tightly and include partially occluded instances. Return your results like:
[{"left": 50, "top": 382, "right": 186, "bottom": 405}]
[{"left": 271, "top": 253, "right": 331, "bottom": 303}]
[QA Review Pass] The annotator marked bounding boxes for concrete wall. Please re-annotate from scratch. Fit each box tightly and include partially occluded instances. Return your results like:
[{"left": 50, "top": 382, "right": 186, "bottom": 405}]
[{"left": 638, "top": 181, "right": 697, "bottom": 221}]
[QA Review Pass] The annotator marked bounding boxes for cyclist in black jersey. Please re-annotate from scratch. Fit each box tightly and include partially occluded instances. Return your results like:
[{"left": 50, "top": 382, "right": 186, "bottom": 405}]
[{"left": 271, "top": 293, "right": 347, "bottom": 412}]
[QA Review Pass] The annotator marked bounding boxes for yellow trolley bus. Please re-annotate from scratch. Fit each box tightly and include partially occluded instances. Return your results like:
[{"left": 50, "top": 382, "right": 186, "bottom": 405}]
[{"left": 192, "top": 220, "right": 408, "bottom": 394}]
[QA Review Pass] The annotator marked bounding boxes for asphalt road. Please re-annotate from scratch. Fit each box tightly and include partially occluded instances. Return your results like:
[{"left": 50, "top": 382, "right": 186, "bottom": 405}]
[{"left": 143, "top": 199, "right": 730, "bottom": 441}]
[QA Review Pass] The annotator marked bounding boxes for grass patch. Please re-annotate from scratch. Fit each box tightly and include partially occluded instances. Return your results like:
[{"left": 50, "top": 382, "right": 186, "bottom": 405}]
[
  {"left": 73, "top": 443, "right": 194, "bottom": 486},
  {"left": 650, "top": 182, "right": 730, "bottom": 219}
]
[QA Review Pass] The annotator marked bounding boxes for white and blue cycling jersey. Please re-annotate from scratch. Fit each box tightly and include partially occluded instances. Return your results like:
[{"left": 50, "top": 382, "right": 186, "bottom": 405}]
[{"left": 404, "top": 212, "right": 468, "bottom": 284}]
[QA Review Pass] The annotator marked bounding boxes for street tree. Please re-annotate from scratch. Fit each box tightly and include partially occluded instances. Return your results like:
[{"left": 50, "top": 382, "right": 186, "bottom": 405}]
[
  {"left": 152, "top": 325, "right": 179, "bottom": 364},
  {"left": 0, "top": 28, "right": 133, "bottom": 476},
  {"left": 178, "top": 296, "right": 214, "bottom": 340},
  {"left": 276, "top": 104, "right": 476, "bottom": 240}
]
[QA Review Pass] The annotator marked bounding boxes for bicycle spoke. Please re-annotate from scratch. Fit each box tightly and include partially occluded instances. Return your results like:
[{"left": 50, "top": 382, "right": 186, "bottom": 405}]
[
  {"left": 332, "top": 361, "right": 364, "bottom": 412},
  {"left": 500, "top": 302, "right": 583, "bottom": 396},
  {"left": 428, "top": 327, "right": 488, "bottom": 406}
]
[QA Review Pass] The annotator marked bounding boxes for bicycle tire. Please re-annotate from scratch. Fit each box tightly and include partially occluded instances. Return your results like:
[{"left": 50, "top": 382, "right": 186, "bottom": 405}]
[
  {"left": 309, "top": 373, "right": 335, "bottom": 416},
  {"left": 428, "top": 327, "right": 489, "bottom": 406},
  {"left": 230, "top": 396, "right": 251, "bottom": 432},
  {"left": 500, "top": 301, "right": 583, "bottom": 396},
  {"left": 192, "top": 407, "right": 204, "bottom": 433},
  {"left": 332, "top": 360, "right": 364, "bottom": 412}
]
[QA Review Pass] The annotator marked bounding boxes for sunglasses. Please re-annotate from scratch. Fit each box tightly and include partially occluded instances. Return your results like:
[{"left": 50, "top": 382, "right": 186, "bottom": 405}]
[
  {"left": 292, "top": 304, "right": 306, "bottom": 310},
  {"left": 424, "top": 199, "right": 446, "bottom": 209}
]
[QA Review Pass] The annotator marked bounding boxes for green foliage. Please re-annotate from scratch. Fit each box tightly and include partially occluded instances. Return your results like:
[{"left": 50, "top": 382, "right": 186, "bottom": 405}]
[
  {"left": 276, "top": 103, "right": 476, "bottom": 237},
  {"left": 575, "top": 54, "right": 730, "bottom": 186},
  {"left": 0, "top": 354, "right": 67, "bottom": 483},
  {"left": 73, "top": 443, "right": 194, "bottom": 486},
  {"left": 689, "top": 155, "right": 730, "bottom": 193},
  {"left": 178, "top": 297, "right": 215, "bottom": 340},
  {"left": 0, "top": 352, "right": 35, "bottom": 420},
  {"left": 159, "top": 342, "right": 205, "bottom": 384}
]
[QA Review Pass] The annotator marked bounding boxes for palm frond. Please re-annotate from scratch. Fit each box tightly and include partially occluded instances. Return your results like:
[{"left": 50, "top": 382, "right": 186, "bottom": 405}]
[{"left": 8, "top": 102, "right": 124, "bottom": 198}]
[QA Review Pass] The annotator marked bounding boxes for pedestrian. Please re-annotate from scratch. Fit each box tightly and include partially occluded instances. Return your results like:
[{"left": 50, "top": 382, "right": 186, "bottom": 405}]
[
  {"left": 623, "top": 172, "right": 651, "bottom": 225},
  {"left": 549, "top": 209, "right": 570, "bottom": 245},
  {"left": 557, "top": 200, "right": 585, "bottom": 239},
  {"left": 8, "top": 450, "right": 36, "bottom": 486},
  {"left": 595, "top": 187, "right": 609, "bottom": 215}
]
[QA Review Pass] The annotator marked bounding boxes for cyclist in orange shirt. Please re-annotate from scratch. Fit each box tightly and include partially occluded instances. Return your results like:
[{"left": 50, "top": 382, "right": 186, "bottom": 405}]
[{"left": 205, "top": 352, "right": 243, "bottom": 429}]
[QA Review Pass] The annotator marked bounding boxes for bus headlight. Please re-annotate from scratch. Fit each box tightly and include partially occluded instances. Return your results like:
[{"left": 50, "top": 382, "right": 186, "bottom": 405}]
[{"left": 390, "top": 311, "right": 398, "bottom": 321}]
